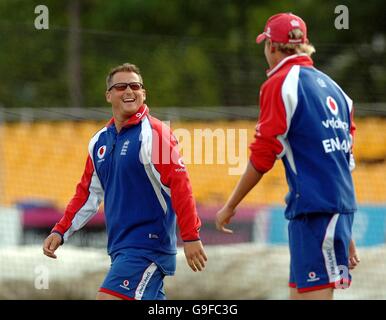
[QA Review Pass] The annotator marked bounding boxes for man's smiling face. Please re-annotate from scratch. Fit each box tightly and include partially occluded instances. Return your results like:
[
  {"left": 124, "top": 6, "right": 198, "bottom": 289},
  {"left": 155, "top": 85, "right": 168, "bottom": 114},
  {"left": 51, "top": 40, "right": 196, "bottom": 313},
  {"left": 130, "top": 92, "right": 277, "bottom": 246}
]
[{"left": 106, "top": 71, "right": 146, "bottom": 121}]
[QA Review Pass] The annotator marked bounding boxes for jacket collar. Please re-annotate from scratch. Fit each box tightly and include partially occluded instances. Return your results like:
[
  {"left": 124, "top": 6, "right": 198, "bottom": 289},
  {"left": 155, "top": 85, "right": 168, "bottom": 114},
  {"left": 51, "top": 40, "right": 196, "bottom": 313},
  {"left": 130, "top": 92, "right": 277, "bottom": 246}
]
[
  {"left": 266, "top": 54, "right": 313, "bottom": 78},
  {"left": 106, "top": 104, "right": 149, "bottom": 129}
]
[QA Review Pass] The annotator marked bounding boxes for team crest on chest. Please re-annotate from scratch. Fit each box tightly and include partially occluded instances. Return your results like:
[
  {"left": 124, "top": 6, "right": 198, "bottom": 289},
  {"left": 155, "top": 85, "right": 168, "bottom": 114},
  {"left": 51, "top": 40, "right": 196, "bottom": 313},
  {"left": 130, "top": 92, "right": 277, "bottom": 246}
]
[{"left": 120, "top": 140, "right": 130, "bottom": 156}]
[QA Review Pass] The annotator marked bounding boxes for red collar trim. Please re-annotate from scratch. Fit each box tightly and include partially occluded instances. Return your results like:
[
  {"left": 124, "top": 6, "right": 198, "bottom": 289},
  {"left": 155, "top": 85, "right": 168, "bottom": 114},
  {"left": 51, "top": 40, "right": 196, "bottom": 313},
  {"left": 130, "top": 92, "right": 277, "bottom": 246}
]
[
  {"left": 266, "top": 54, "right": 313, "bottom": 78},
  {"left": 106, "top": 104, "right": 149, "bottom": 128}
]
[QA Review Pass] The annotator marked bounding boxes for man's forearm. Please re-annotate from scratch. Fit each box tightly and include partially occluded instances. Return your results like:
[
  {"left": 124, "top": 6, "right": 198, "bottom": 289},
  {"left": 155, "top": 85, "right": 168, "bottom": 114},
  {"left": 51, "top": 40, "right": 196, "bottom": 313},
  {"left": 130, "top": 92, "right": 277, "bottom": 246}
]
[{"left": 226, "top": 161, "right": 264, "bottom": 209}]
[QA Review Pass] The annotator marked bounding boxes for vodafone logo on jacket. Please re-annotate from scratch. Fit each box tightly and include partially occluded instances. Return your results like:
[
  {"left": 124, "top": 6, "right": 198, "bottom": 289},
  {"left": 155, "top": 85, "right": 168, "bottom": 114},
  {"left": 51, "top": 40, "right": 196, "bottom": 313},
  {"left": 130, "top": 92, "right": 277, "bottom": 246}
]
[
  {"left": 326, "top": 96, "right": 339, "bottom": 116},
  {"left": 97, "top": 145, "right": 107, "bottom": 159}
]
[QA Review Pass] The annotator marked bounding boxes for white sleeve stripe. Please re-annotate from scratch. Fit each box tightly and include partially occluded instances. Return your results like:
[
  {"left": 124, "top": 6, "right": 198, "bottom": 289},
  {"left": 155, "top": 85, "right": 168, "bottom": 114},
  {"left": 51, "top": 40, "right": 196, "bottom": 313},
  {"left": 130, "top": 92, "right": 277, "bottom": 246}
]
[
  {"left": 63, "top": 170, "right": 104, "bottom": 241},
  {"left": 140, "top": 118, "right": 170, "bottom": 214},
  {"left": 142, "top": 118, "right": 171, "bottom": 196},
  {"left": 281, "top": 65, "right": 300, "bottom": 136},
  {"left": 277, "top": 136, "right": 297, "bottom": 175},
  {"left": 276, "top": 65, "right": 300, "bottom": 175}
]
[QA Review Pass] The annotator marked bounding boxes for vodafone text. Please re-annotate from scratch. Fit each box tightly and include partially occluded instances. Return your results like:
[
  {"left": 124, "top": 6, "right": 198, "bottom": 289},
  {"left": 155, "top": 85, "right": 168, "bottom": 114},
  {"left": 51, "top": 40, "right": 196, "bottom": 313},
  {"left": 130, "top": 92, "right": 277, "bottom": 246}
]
[{"left": 321, "top": 118, "right": 348, "bottom": 131}]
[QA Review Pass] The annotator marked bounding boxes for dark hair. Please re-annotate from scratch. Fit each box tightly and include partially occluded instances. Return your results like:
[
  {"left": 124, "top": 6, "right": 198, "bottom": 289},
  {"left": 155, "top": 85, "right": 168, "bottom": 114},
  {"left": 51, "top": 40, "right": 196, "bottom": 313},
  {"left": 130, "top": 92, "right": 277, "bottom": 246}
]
[{"left": 106, "top": 63, "right": 143, "bottom": 89}]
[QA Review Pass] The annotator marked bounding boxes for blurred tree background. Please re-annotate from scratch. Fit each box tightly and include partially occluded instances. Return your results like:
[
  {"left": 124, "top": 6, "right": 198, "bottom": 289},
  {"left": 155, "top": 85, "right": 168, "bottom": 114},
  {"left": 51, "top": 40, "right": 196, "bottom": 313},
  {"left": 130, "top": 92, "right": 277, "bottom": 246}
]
[{"left": 0, "top": 0, "right": 385, "bottom": 111}]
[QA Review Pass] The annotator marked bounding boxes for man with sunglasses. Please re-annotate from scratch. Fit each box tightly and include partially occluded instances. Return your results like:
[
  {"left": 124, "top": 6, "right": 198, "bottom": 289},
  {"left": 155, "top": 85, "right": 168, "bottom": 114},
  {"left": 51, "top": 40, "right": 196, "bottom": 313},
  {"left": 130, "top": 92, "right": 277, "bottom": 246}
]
[
  {"left": 216, "top": 13, "right": 360, "bottom": 299},
  {"left": 43, "top": 63, "right": 207, "bottom": 300}
]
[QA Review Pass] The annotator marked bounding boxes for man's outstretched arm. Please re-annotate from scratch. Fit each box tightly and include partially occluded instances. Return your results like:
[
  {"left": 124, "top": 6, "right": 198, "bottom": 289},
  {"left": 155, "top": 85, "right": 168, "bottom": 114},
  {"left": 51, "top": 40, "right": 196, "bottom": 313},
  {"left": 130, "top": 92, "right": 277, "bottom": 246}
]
[{"left": 216, "top": 162, "right": 264, "bottom": 234}]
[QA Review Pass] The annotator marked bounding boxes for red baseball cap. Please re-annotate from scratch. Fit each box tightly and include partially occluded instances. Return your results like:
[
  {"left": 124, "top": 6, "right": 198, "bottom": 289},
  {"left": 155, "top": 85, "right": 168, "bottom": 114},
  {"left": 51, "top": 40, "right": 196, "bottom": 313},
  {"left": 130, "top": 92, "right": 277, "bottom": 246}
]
[{"left": 256, "top": 13, "right": 308, "bottom": 44}]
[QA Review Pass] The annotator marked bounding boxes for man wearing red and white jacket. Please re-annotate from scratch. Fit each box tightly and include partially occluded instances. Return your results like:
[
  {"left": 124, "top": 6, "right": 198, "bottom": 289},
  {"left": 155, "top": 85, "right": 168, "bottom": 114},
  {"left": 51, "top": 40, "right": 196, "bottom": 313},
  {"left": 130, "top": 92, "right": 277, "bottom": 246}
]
[
  {"left": 43, "top": 63, "right": 207, "bottom": 300},
  {"left": 216, "top": 13, "right": 360, "bottom": 300}
]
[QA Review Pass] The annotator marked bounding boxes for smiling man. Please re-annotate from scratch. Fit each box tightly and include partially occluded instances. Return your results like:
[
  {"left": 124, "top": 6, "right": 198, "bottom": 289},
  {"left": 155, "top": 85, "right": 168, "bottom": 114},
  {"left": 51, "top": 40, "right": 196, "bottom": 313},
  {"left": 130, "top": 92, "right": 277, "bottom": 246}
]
[{"left": 43, "top": 63, "right": 207, "bottom": 300}]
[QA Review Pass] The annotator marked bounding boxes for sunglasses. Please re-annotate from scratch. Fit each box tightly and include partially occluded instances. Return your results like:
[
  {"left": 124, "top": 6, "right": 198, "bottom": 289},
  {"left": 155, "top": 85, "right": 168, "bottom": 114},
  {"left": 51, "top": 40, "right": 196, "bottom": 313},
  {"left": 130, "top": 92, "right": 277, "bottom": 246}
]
[{"left": 108, "top": 82, "right": 144, "bottom": 92}]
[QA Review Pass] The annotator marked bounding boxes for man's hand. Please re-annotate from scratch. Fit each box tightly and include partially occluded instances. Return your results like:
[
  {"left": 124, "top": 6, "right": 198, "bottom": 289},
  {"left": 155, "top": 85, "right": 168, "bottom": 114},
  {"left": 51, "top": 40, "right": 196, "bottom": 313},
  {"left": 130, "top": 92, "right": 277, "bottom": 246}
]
[
  {"left": 183, "top": 240, "right": 207, "bottom": 272},
  {"left": 215, "top": 206, "right": 236, "bottom": 234},
  {"left": 349, "top": 239, "right": 360, "bottom": 270},
  {"left": 43, "top": 233, "right": 62, "bottom": 259}
]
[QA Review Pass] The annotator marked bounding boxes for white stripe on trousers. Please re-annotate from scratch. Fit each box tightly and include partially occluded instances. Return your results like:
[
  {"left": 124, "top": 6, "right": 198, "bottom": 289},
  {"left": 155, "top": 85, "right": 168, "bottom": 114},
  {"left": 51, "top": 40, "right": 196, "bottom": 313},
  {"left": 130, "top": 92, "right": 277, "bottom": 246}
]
[
  {"left": 135, "top": 262, "right": 158, "bottom": 300},
  {"left": 322, "top": 214, "right": 340, "bottom": 284}
]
